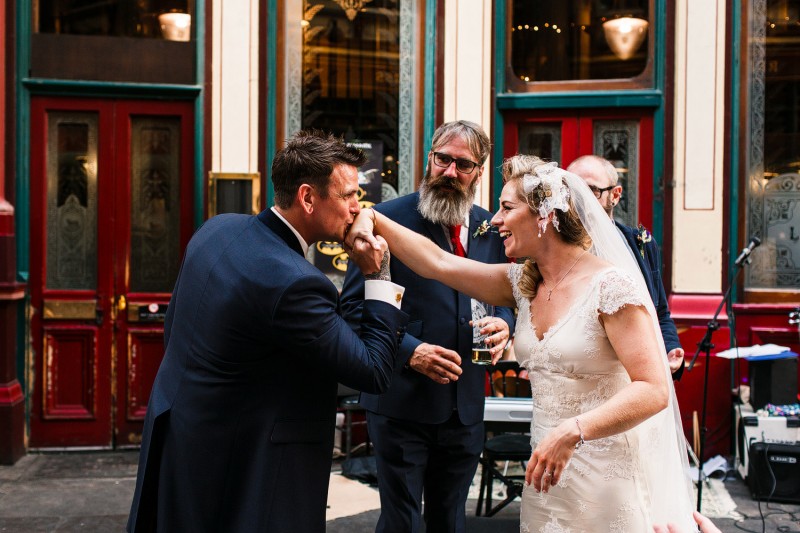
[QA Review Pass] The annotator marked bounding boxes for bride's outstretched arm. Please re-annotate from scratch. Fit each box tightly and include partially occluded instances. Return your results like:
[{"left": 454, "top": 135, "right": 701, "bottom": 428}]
[{"left": 345, "top": 208, "right": 515, "bottom": 308}]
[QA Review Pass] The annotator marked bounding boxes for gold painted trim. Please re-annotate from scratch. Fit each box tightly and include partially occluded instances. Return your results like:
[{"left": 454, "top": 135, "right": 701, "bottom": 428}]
[
  {"left": 43, "top": 299, "right": 97, "bottom": 320},
  {"left": 208, "top": 172, "right": 261, "bottom": 216}
]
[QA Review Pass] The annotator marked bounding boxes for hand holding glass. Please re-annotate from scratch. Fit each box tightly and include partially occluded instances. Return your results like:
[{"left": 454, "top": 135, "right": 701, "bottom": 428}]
[{"left": 471, "top": 299, "right": 495, "bottom": 365}]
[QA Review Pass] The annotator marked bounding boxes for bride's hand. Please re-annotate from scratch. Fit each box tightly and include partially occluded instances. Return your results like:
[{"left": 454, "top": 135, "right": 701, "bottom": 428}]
[
  {"left": 345, "top": 208, "right": 381, "bottom": 251},
  {"left": 470, "top": 317, "right": 511, "bottom": 364},
  {"left": 524, "top": 419, "right": 581, "bottom": 492}
]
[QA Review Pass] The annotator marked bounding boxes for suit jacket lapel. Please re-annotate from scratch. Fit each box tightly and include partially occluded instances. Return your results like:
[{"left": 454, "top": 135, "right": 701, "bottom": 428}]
[
  {"left": 466, "top": 208, "right": 487, "bottom": 260},
  {"left": 257, "top": 209, "right": 306, "bottom": 257},
  {"left": 615, "top": 220, "right": 647, "bottom": 272}
]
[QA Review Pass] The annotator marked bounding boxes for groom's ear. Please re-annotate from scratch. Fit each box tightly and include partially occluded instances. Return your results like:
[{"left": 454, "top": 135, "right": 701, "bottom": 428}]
[{"left": 297, "top": 184, "right": 315, "bottom": 214}]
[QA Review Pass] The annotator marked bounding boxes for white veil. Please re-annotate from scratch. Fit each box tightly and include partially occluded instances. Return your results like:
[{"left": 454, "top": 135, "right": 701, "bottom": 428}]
[{"left": 559, "top": 168, "right": 698, "bottom": 530}]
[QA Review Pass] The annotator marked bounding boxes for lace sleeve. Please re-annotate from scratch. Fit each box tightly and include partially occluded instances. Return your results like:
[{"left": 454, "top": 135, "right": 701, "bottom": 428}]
[
  {"left": 507, "top": 263, "right": 525, "bottom": 308},
  {"left": 597, "top": 268, "right": 649, "bottom": 315}
]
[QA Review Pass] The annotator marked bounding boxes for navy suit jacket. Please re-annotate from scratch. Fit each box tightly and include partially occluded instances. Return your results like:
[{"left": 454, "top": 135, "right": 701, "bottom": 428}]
[
  {"left": 341, "top": 193, "right": 516, "bottom": 426},
  {"left": 616, "top": 221, "right": 684, "bottom": 379},
  {"left": 127, "top": 209, "right": 408, "bottom": 533}
]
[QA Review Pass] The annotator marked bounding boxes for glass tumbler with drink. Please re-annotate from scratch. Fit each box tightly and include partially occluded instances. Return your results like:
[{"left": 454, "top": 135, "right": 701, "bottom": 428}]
[{"left": 471, "top": 299, "right": 495, "bottom": 365}]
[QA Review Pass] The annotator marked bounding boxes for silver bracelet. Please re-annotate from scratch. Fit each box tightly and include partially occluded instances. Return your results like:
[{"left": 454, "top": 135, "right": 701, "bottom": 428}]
[{"left": 574, "top": 418, "right": 585, "bottom": 449}]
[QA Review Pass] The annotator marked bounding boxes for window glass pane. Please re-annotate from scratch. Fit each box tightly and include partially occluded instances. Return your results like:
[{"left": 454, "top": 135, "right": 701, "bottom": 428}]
[
  {"left": 593, "top": 120, "right": 639, "bottom": 228},
  {"left": 746, "top": 0, "right": 800, "bottom": 289},
  {"left": 35, "top": 0, "right": 193, "bottom": 40},
  {"left": 518, "top": 123, "right": 562, "bottom": 161},
  {"left": 509, "top": 0, "right": 649, "bottom": 85},
  {"left": 287, "top": 0, "right": 415, "bottom": 200},
  {"left": 46, "top": 113, "right": 98, "bottom": 290},
  {"left": 286, "top": 0, "right": 419, "bottom": 288},
  {"left": 130, "top": 117, "right": 182, "bottom": 293}
]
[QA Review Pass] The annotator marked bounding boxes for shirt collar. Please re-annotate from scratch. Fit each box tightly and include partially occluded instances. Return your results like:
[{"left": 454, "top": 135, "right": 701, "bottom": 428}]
[{"left": 271, "top": 207, "right": 309, "bottom": 256}]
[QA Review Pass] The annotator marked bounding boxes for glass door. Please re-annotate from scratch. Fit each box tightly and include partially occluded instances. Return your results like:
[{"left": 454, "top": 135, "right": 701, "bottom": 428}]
[
  {"left": 502, "top": 109, "right": 654, "bottom": 229},
  {"left": 29, "top": 97, "right": 194, "bottom": 448}
]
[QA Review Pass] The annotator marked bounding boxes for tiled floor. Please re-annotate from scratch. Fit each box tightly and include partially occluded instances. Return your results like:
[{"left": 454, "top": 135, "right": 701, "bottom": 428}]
[{"left": 1, "top": 451, "right": 799, "bottom": 532}]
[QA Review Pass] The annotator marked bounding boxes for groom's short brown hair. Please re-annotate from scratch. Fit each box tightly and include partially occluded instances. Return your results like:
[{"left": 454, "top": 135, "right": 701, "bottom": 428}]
[{"left": 272, "top": 130, "right": 367, "bottom": 209}]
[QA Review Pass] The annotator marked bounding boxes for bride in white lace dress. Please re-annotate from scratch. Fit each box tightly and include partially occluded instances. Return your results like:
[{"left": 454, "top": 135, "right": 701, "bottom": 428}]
[{"left": 345, "top": 154, "right": 696, "bottom": 532}]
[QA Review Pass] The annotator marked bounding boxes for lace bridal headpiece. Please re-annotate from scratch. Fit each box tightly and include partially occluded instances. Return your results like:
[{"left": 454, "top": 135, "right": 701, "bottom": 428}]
[{"left": 522, "top": 161, "right": 571, "bottom": 235}]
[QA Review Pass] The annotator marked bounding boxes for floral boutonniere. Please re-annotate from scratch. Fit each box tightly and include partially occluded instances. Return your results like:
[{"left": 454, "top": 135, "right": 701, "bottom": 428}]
[
  {"left": 472, "top": 220, "right": 491, "bottom": 239},
  {"left": 636, "top": 224, "right": 652, "bottom": 258}
]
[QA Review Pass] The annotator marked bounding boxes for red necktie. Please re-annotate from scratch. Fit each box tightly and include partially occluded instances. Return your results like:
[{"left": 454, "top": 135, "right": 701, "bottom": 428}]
[{"left": 449, "top": 225, "right": 466, "bottom": 257}]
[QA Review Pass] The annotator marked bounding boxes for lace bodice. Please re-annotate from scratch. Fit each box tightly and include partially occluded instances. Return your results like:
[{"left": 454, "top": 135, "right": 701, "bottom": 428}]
[{"left": 507, "top": 263, "right": 662, "bottom": 532}]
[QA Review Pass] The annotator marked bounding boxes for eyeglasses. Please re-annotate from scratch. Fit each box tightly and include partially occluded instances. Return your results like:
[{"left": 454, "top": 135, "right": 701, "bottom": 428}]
[
  {"left": 431, "top": 152, "right": 481, "bottom": 174},
  {"left": 588, "top": 185, "right": 616, "bottom": 198}
]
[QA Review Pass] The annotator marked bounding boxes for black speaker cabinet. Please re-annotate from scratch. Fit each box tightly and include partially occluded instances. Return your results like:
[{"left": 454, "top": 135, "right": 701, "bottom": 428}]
[
  {"left": 748, "top": 356, "right": 798, "bottom": 411},
  {"left": 747, "top": 442, "right": 800, "bottom": 503}
]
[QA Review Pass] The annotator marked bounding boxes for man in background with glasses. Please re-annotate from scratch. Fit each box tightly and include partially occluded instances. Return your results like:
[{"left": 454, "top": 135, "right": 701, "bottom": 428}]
[
  {"left": 341, "top": 120, "right": 515, "bottom": 532},
  {"left": 567, "top": 154, "right": 685, "bottom": 379}
]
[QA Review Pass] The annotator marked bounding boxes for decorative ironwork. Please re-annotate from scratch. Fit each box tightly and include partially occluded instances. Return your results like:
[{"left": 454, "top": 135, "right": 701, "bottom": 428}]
[
  {"left": 594, "top": 121, "right": 639, "bottom": 228},
  {"left": 750, "top": 173, "right": 800, "bottom": 288},
  {"left": 47, "top": 114, "right": 98, "bottom": 291},
  {"left": 130, "top": 120, "right": 181, "bottom": 293},
  {"left": 745, "top": 0, "right": 800, "bottom": 290},
  {"left": 332, "top": 0, "right": 373, "bottom": 20}
]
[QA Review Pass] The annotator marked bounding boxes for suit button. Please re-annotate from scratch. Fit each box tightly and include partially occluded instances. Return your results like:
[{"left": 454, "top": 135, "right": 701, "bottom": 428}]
[{"left": 459, "top": 317, "right": 466, "bottom": 325}]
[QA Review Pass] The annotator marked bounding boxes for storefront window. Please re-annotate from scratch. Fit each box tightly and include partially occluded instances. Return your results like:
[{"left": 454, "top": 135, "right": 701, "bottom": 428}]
[
  {"left": 285, "top": 0, "right": 422, "bottom": 287},
  {"left": 34, "top": 0, "right": 193, "bottom": 39},
  {"left": 507, "top": 0, "right": 651, "bottom": 91},
  {"left": 30, "top": 1, "right": 196, "bottom": 83},
  {"left": 746, "top": 0, "right": 800, "bottom": 291}
]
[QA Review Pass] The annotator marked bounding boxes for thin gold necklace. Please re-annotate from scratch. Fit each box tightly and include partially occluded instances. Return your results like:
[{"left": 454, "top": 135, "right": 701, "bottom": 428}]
[{"left": 541, "top": 249, "right": 588, "bottom": 301}]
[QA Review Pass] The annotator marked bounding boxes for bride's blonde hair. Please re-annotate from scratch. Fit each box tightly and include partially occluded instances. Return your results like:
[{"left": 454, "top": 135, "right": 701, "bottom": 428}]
[{"left": 501, "top": 155, "right": 591, "bottom": 299}]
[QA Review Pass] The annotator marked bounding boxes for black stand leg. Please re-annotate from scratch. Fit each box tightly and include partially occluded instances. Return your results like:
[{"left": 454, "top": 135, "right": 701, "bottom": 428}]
[{"left": 687, "top": 254, "right": 750, "bottom": 512}]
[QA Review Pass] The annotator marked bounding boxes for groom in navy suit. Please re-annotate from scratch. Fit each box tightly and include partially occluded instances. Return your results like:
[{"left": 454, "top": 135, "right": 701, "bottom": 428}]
[
  {"left": 127, "top": 130, "right": 408, "bottom": 533},
  {"left": 341, "top": 121, "right": 515, "bottom": 532},
  {"left": 567, "top": 155, "right": 685, "bottom": 379}
]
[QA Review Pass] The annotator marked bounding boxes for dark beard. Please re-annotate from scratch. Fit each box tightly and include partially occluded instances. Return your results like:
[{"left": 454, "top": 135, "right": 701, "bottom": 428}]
[{"left": 417, "top": 173, "right": 476, "bottom": 226}]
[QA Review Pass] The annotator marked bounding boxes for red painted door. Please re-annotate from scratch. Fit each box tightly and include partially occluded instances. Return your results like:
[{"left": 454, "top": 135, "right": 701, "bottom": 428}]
[
  {"left": 503, "top": 109, "right": 654, "bottom": 230},
  {"left": 29, "top": 97, "right": 194, "bottom": 448}
]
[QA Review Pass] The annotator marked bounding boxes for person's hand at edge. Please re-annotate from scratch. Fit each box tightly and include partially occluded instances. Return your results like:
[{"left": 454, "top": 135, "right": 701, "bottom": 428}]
[
  {"left": 653, "top": 511, "right": 721, "bottom": 533},
  {"left": 667, "top": 347, "right": 685, "bottom": 374}
]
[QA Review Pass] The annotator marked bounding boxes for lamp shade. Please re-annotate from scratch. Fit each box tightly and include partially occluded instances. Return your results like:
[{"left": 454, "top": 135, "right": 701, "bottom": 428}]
[
  {"left": 602, "top": 17, "right": 648, "bottom": 60},
  {"left": 159, "top": 13, "right": 192, "bottom": 42}
]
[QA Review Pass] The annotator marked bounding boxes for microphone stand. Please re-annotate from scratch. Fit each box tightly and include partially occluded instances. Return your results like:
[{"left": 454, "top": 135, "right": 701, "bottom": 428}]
[{"left": 687, "top": 253, "right": 750, "bottom": 511}]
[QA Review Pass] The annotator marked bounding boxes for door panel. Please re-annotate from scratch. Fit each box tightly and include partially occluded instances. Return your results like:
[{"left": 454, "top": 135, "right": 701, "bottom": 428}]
[
  {"left": 42, "top": 325, "right": 99, "bottom": 420},
  {"left": 30, "top": 99, "right": 114, "bottom": 447},
  {"left": 114, "top": 100, "right": 194, "bottom": 447},
  {"left": 126, "top": 328, "right": 166, "bottom": 420},
  {"left": 503, "top": 110, "right": 654, "bottom": 229},
  {"left": 30, "top": 97, "right": 193, "bottom": 448}
]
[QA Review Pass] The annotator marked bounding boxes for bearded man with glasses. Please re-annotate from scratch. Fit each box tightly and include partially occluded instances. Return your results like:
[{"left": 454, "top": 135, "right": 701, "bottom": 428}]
[
  {"left": 567, "top": 154, "right": 685, "bottom": 379},
  {"left": 341, "top": 121, "right": 515, "bottom": 533}
]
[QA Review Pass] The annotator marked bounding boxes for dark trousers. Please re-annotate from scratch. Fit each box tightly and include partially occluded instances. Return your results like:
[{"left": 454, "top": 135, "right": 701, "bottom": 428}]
[{"left": 367, "top": 411, "right": 484, "bottom": 533}]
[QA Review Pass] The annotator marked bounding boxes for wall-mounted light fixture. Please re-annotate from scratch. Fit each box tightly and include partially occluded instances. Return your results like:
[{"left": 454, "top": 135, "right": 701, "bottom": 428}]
[
  {"left": 602, "top": 16, "right": 648, "bottom": 60},
  {"left": 159, "top": 12, "right": 192, "bottom": 42}
]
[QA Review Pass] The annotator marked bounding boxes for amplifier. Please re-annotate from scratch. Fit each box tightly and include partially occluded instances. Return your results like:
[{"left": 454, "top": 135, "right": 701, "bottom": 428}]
[
  {"left": 747, "top": 442, "right": 800, "bottom": 503},
  {"left": 748, "top": 354, "right": 798, "bottom": 411},
  {"left": 735, "top": 404, "right": 800, "bottom": 479}
]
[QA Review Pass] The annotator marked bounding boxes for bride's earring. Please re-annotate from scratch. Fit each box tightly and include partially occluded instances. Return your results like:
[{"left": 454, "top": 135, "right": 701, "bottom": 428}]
[{"left": 537, "top": 218, "right": 548, "bottom": 238}]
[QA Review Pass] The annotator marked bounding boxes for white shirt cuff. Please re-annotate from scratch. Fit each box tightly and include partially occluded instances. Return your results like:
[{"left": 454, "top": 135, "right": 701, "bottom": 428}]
[{"left": 365, "top": 280, "right": 405, "bottom": 309}]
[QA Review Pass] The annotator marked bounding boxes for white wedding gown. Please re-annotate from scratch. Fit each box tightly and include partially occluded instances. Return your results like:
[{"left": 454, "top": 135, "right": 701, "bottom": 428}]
[{"left": 510, "top": 263, "right": 683, "bottom": 532}]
